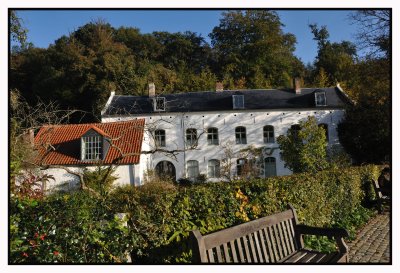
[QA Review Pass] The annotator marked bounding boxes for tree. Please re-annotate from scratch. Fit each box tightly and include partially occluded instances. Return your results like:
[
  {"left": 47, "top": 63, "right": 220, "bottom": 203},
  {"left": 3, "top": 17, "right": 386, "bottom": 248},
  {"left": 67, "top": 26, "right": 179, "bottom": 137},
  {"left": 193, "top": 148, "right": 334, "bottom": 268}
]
[
  {"left": 308, "top": 24, "right": 357, "bottom": 86},
  {"left": 277, "top": 116, "right": 328, "bottom": 173},
  {"left": 210, "top": 10, "right": 303, "bottom": 89},
  {"left": 10, "top": 10, "right": 28, "bottom": 49},
  {"left": 349, "top": 10, "right": 390, "bottom": 58}
]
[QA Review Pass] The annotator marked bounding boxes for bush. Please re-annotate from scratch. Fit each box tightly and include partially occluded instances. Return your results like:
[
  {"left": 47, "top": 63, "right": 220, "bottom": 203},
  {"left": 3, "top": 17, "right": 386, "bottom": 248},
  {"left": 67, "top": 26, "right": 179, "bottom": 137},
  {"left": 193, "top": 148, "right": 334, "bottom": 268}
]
[{"left": 10, "top": 165, "right": 378, "bottom": 263}]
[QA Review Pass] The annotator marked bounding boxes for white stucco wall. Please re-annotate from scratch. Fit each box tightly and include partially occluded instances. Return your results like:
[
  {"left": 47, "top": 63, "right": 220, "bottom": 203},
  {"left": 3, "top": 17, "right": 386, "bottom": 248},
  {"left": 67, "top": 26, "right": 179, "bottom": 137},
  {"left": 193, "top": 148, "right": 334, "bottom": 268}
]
[
  {"left": 102, "top": 108, "right": 345, "bottom": 182},
  {"left": 42, "top": 164, "right": 139, "bottom": 192}
]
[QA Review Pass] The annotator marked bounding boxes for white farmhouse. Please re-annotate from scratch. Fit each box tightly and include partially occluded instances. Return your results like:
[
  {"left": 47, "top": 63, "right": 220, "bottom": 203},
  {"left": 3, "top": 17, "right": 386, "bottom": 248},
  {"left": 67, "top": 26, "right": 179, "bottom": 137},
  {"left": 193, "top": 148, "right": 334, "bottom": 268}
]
[{"left": 100, "top": 80, "right": 351, "bottom": 184}]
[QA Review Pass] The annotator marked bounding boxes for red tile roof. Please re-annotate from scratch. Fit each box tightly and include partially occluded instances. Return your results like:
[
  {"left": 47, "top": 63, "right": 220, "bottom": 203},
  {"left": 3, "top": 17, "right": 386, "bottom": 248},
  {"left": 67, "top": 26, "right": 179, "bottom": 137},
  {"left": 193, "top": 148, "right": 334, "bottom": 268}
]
[{"left": 34, "top": 120, "right": 145, "bottom": 165}]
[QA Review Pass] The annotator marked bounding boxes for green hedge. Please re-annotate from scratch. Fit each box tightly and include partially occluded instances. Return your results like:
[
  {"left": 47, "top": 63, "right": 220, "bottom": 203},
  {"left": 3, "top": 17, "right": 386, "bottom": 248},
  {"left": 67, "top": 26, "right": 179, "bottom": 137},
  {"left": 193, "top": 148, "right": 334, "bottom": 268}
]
[{"left": 10, "top": 165, "right": 380, "bottom": 264}]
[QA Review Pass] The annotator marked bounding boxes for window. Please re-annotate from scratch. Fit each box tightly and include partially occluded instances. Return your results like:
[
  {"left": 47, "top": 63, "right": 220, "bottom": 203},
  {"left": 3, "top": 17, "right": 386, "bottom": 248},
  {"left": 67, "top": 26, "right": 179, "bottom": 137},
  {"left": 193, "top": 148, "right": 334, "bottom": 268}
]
[
  {"left": 207, "top": 127, "right": 219, "bottom": 145},
  {"left": 318, "top": 123, "right": 329, "bottom": 142},
  {"left": 208, "top": 159, "right": 220, "bottom": 178},
  {"left": 315, "top": 92, "right": 327, "bottom": 106},
  {"left": 290, "top": 124, "right": 301, "bottom": 139},
  {"left": 81, "top": 135, "right": 102, "bottom": 160},
  {"left": 154, "top": 97, "right": 166, "bottom": 111},
  {"left": 264, "top": 157, "right": 277, "bottom": 177},
  {"left": 232, "top": 95, "right": 244, "bottom": 109},
  {"left": 186, "top": 128, "right": 198, "bottom": 147},
  {"left": 263, "top": 125, "right": 275, "bottom": 143},
  {"left": 154, "top": 129, "right": 166, "bottom": 147},
  {"left": 235, "top": 126, "right": 247, "bottom": 144},
  {"left": 237, "top": 158, "right": 247, "bottom": 176},
  {"left": 187, "top": 160, "right": 199, "bottom": 180}
]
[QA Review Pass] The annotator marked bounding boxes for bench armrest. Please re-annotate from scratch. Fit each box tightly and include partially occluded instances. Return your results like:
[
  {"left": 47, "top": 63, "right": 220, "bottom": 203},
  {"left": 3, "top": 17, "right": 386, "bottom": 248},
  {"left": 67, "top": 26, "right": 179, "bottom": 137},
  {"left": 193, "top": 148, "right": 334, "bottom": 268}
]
[{"left": 295, "top": 224, "right": 349, "bottom": 254}]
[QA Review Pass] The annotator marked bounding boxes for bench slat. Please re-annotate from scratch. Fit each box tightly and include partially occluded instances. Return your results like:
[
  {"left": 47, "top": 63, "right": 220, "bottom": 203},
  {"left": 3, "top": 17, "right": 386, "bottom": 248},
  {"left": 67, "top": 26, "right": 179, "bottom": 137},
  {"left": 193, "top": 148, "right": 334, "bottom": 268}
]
[
  {"left": 299, "top": 252, "right": 318, "bottom": 263},
  {"left": 283, "top": 220, "right": 295, "bottom": 254},
  {"left": 264, "top": 227, "right": 277, "bottom": 262},
  {"left": 253, "top": 231, "right": 263, "bottom": 263},
  {"left": 242, "top": 236, "right": 252, "bottom": 262},
  {"left": 283, "top": 250, "right": 308, "bottom": 263},
  {"left": 236, "top": 237, "right": 245, "bottom": 262},
  {"left": 216, "top": 245, "right": 223, "bottom": 263},
  {"left": 258, "top": 229, "right": 270, "bottom": 263},
  {"left": 285, "top": 219, "right": 296, "bottom": 252},
  {"left": 223, "top": 243, "right": 231, "bottom": 263},
  {"left": 207, "top": 249, "right": 214, "bottom": 263},
  {"left": 272, "top": 225, "right": 284, "bottom": 260},
  {"left": 277, "top": 222, "right": 288, "bottom": 257},
  {"left": 248, "top": 233, "right": 258, "bottom": 263},
  {"left": 230, "top": 240, "right": 238, "bottom": 263}
]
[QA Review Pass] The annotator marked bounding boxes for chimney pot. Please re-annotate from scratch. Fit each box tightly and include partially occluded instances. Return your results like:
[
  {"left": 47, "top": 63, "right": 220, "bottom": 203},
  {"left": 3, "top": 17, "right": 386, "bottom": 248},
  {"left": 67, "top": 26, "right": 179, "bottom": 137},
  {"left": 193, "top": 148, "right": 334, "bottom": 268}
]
[
  {"left": 216, "top": 82, "right": 224, "bottom": 92},
  {"left": 293, "top": 78, "right": 301, "bottom": 94},
  {"left": 148, "top": 83, "right": 155, "bottom": 97}
]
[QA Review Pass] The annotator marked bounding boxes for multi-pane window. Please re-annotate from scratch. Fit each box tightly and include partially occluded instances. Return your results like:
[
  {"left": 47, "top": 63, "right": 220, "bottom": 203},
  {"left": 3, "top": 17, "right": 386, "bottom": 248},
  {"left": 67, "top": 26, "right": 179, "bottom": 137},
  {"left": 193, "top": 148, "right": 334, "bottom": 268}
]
[
  {"left": 207, "top": 128, "right": 219, "bottom": 145},
  {"left": 318, "top": 123, "right": 329, "bottom": 142},
  {"left": 154, "top": 97, "right": 166, "bottom": 111},
  {"left": 187, "top": 160, "right": 199, "bottom": 180},
  {"left": 237, "top": 158, "right": 247, "bottom": 176},
  {"left": 82, "top": 135, "right": 102, "bottom": 160},
  {"left": 232, "top": 95, "right": 244, "bottom": 109},
  {"left": 208, "top": 159, "right": 220, "bottom": 178},
  {"left": 155, "top": 129, "right": 166, "bottom": 147},
  {"left": 264, "top": 157, "right": 277, "bottom": 177},
  {"left": 290, "top": 124, "right": 301, "bottom": 139},
  {"left": 235, "top": 126, "right": 247, "bottom": 144},
  {"left": 315, "top": 91, "right": 327, "bottom": 106},
  {"left": 186, "top": 128, "right": 198, "bottom": 147},
  {"left": 263, "top": 125, "right": 275, "bottom": 143}
]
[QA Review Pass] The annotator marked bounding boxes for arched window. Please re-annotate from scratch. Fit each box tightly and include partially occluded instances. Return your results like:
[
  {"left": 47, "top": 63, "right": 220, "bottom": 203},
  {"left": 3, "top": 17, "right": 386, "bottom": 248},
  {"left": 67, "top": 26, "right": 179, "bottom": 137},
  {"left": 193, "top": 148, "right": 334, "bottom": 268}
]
[
  {"left": 237, "top": 158, "right": 247, "bottom": 176},
  {"left": 154, "top": 129, "right": 166, "bottom": 147},
  {"left": 187, "top": 160, "right": 199, "bottom": 180},
  {"left": 208, "top": 159, "right": 220, "bottom": 178},
  {"left": 264, "top": 157, "right": 277, "bottom": 177},
  {"left": 186, "top": 128, "right": 197, "bottom": 147},
  {"left": 207, "top": 127, "right": 219, "bottom": 145},
  {"left": 318, "top": 123, "right": 329, "bottom": 142},
  {"left": 235, "top": 126, "right": 247, "bottom": 144},
  {"left": 263, "top": 125, "right": 275, "bottom": 143}
]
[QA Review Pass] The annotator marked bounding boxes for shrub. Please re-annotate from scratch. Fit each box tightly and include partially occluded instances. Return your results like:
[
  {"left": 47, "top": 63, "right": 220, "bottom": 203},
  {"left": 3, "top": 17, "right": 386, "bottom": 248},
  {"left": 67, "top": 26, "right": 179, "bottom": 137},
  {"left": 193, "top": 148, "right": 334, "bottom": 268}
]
[{"left": 11, "top": 165, "right": 378, "bottom": 263}]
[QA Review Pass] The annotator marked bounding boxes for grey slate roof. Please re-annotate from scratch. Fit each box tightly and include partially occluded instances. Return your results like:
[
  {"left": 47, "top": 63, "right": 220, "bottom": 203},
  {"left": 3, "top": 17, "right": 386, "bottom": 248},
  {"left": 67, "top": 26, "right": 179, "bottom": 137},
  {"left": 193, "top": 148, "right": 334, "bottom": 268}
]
[{"left": 102, "top": 87, "right": 350, "bottom": 116}]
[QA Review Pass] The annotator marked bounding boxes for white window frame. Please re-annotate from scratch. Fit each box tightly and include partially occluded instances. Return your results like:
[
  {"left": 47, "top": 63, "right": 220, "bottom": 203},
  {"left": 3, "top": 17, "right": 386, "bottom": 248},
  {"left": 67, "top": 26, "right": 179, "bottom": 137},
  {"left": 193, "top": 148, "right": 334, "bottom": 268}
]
[
  {"left": 263, "top": 125, "right": 275, "bottom": 143},
  {"left": 81, "top": 135, "right": 102, "bottom": 161},
  {"left": 232, "top": 95, "right": 244, "bottom": 109},
  {"left": 315, "top": 92, "right": 327, "bottom": 106},
  {"left": 187, "top": 160, "right": 199, "bottom": 180},
  {"left": 186, "top": 128, "right": 198, "bottom": 147},
  {"left": 153, "top": 97, "right": 166, "bottom": 111},
  {"left": 207, "top": 127, "right": 219, "bottom": 145},
  {"left": 154, "top": 129, "right": 166, "bottom": 147},
  {"left": 208, "top": 159, "right": 220, "bottom": 178},
  {"left": 235, "top": 126, "right": 247, "bottom": 144}
]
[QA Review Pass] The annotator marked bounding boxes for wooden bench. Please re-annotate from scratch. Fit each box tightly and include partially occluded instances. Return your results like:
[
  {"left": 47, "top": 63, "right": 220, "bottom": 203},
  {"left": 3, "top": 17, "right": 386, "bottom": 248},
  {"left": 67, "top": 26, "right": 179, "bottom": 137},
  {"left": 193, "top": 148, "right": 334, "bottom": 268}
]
[
  {"left": 372, "top": 179, "right": 390, "bottom": 213},
  {"left": 190, "top": 204, "right": 349, "bottom": 263}
]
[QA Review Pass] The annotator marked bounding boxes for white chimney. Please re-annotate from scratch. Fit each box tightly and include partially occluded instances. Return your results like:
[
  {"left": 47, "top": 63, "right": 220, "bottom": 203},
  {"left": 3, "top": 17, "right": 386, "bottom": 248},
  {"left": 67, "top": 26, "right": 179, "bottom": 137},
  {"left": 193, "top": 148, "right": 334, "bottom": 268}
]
[
  {"left": 216, "top": 82, "right": 224, "bottom": 92},
  {"left": 148, "top": 83, "right": 155, "bottom": 97}
]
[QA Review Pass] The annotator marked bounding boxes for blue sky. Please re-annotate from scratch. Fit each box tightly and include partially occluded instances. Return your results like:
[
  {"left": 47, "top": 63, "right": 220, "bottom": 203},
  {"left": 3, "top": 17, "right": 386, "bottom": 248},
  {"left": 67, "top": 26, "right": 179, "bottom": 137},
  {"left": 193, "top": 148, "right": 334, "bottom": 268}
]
[{"left": 15, "top": 9, "right": 361, "bottom": 64}]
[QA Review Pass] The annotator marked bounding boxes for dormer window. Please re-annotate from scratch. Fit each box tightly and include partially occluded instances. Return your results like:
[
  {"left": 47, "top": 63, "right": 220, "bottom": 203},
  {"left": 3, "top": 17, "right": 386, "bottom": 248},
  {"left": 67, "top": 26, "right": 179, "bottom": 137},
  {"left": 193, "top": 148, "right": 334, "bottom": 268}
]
[
  {"left": 315, "top": 91, "right": 327, "bottom": 106},
  {"left": 154, "top": 97, "right": 166, "bottom": 111},
  {"left": 232, "top": 95, "right": 244, "bottom": 109},
  {"left": 81, "top": 135, "right": 102, "bottom": 161}
]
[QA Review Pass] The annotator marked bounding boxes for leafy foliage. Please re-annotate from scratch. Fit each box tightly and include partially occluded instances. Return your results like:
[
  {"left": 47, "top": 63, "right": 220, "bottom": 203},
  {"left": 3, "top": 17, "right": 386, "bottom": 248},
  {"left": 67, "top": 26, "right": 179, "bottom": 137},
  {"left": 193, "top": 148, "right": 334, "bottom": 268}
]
[{"left": 277, "top": 116, "right": 328, "bottom": 173}]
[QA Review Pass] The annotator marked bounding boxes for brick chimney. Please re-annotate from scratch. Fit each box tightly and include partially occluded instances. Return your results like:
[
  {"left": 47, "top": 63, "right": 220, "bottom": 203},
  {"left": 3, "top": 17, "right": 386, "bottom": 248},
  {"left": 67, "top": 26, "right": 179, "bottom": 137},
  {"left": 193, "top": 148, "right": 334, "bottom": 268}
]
[
  {"left": 293, "top": 78, "right": 301, "bottom": 94},
  {"left": 148, "top": 83, "right": 155, "bottom": 97},
  {"left": 216, "top": 82, "right": 224, "bottom": 92}
]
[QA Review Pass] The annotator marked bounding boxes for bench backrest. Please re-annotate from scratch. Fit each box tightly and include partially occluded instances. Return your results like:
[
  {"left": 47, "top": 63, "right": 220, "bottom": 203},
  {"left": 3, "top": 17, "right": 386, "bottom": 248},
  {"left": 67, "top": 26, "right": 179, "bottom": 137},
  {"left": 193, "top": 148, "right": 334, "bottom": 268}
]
[{"left": 191, "top": 206, "right": 301, "bottom": 263}]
